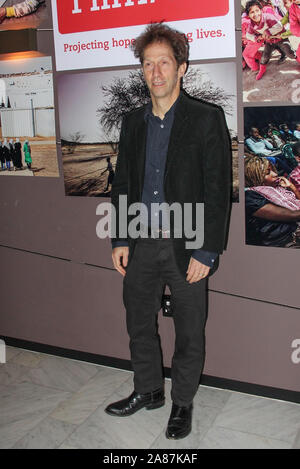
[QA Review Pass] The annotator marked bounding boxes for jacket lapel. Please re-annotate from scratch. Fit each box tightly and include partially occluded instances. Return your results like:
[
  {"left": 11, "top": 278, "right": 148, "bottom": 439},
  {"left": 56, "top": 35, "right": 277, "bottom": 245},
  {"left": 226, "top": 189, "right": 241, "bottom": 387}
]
[
  {"left": 135, "top": 115, "right": 147, "bottom": 199},
  {"left": 164, "top": 94, "right": 189, "bottom": 183}
]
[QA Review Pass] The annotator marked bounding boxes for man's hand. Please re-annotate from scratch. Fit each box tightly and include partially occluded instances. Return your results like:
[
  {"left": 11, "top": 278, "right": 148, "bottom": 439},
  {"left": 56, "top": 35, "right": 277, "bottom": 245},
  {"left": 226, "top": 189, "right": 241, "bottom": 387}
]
[
  {"left": 278, "top": 176, "right": 293, "bottom": 189},
  {"left": 262, "top": 30, "right": 271, "bottom": 40},
  {"left": 278, "top": 177, "right": 300, "bottom": 200},
  {"left": 112, "top": 246, "right": 129, "bottom": 276},
  {"left": 186, "top": 257, "right": 210, "bottom": 284}
]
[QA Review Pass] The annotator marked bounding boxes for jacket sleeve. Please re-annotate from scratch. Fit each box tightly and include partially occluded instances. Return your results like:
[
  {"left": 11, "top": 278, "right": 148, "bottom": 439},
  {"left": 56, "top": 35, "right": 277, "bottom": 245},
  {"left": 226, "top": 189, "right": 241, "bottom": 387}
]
[
  {"left": 191, "top": 249, "right": 218, "bottom": 268},
  {"left": 110, "top": 116, "right": 129, "bottom": 247},
  {"left": 200, "top": 106, "right": 232, "bottom": 254}
]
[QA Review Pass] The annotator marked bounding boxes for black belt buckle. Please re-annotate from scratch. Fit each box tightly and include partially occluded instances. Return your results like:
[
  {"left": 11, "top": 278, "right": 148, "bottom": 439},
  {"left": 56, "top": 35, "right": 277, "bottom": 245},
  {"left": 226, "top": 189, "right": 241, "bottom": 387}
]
[{"left": 161, "top": 294, "right": 173, "bottom": 317}]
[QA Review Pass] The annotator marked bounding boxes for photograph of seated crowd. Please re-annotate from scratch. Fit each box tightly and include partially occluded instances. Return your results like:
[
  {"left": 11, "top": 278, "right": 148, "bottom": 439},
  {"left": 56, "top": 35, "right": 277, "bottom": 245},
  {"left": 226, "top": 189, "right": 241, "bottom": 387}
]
[
  {"left": 244, "top": 106, "right": 300, "bottom": 248},
  {"left": 241, "top": 0, "right": 300, "bottom": 102}
]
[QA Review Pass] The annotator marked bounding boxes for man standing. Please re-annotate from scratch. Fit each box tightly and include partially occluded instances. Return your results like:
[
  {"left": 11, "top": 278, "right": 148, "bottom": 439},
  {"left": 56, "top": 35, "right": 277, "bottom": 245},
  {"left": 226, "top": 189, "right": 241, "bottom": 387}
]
[{"left": 106, "top": 23, "right": 231, "bottom": 440}]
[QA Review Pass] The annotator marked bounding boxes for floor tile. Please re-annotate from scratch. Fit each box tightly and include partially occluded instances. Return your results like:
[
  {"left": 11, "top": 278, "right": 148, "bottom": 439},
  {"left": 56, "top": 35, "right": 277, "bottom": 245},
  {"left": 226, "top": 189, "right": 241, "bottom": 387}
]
[
  {"left": 0, "top": 382, "right": 71, "bottom": 448},
  {"left": 62, "top": 406, "right": 164, "bottom": 449},
  {"left": 12, "top": 417, "right": 77, "bottom": 449},
  {"left": 214, "top": 393, "right": 300, "bottom": 444},
  {"left": 61, "top": 379, "right": 167, "bottom": 449},
  {"left": 199, "top": 425, "right": 291, "bottom": 449},
  {"left": 195, "top": 385, "right": 231, "bottom": 410},
  {"left": 0, "top": 362, "right": 30, "bottom": 386},
  {"left": 50, "top": 366, "right": 130, "bottom": 425},
  {"left": 15, "top": 355, "right": 100, "bottom": 392},
  {"left": 1, "top": 350, "right": 298, "bottom": 450},
  {"left": 292, "top": 429, "right": 300, "bottom": 449},
  {"left": 58, "top": 443, "right": 80, "bottom": 449},
  {"left": 10, "top": 350, "right": 43, "bottom": 368},
  {"left": 5, "top": 346, "right": 22, "bottom": 362}
]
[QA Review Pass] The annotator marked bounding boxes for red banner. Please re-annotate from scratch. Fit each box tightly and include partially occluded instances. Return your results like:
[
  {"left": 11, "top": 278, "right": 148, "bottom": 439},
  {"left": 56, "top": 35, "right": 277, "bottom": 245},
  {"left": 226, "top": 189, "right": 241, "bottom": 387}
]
[{"left": 57, "top": 0, "right": 229, "bottom": 35}]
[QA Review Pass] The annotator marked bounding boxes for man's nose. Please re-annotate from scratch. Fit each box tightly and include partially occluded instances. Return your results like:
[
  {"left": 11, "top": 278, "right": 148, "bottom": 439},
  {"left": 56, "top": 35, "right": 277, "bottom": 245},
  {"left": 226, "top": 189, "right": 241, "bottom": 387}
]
[{"left": 153, "top": 63, "right": 161, "bottom": 76}]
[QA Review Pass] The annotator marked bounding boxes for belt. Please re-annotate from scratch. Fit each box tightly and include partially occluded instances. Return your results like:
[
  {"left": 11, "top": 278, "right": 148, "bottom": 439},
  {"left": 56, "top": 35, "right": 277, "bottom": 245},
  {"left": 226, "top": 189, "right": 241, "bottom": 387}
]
[{"left": 140, "top": 225, "right": 171, "bottom": 239}]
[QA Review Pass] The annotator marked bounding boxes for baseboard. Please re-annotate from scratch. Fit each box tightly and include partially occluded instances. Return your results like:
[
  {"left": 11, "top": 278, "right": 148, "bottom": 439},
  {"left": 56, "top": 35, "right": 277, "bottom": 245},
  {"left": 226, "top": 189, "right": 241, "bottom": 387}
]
[{"left": 1, "top": 335, "right": 299, "bottom": 404}]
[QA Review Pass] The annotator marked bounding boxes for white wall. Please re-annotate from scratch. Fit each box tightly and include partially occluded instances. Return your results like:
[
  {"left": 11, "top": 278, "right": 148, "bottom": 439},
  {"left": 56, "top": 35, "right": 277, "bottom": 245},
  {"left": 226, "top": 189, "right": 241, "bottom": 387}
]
[{"left": 1, "top": 108, "right": 55, "bottom": 137}]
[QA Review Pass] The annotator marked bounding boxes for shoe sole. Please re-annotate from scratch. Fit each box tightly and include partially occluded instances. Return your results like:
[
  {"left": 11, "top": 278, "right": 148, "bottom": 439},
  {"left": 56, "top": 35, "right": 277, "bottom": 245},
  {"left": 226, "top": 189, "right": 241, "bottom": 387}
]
[
  {"left": 105, "top": 399, "right": 165, "bottom": 417},
  {"left": 165, "top": 426, "right": 192, "bottom": 440}
]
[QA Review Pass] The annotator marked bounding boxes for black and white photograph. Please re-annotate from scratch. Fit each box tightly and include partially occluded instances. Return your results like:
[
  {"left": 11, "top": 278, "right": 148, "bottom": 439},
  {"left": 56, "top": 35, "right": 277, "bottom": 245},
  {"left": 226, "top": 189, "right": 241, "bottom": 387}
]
[
  {"left": 57, "top": 61, "right": 238, "bottom": 200},
  {"left": 0, "top": 54, "right": 59, "bottom": 177}
]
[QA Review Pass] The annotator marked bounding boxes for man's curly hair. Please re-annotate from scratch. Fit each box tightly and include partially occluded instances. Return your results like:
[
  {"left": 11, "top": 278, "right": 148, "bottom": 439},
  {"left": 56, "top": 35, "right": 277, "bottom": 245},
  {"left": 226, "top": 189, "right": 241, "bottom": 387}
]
[{"left": 132, "top": 22, "right": 189, "bottom": 68}]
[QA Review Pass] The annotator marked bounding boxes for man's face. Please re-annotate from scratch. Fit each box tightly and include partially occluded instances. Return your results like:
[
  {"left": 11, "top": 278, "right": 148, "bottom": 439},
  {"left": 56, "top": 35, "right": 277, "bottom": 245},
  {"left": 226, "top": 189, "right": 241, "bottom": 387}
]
[
  {"left": 142, "top": 41, "right": 186, "bottom": 102},
  {"left": 251, "top": 128, "right": 260, "bottom": 138},
  {"left": 294, "top": 0, "right": 300, "bottom": 5},
  {"left": 248, "top": 5, "right": 262, "bottom": 23}
]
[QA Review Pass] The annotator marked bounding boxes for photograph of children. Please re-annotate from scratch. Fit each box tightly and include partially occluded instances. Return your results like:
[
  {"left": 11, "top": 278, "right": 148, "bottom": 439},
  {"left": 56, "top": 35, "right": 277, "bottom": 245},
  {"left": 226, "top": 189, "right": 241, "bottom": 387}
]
[
  {"left": 56, "top": 62, "right": 238, "bottom": 200},
  {"left": 244, "top": 105, "right": 300, "bottom": 247},
  {"left": 0, "top": 54, "right": 59, "bottom": 177},
  {"left": 242, "top": 0, "right": 300, "bottom": 103},
  {"left": 0, "top": 0, "right": 47, "bottom": 31}
]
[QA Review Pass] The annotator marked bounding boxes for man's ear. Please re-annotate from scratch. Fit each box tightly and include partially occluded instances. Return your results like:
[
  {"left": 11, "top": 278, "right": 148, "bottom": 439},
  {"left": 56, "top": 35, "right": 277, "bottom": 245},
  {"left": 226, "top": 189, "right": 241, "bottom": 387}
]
[{"left": 178, "top": 62, "right": 187, "bottom": 79}]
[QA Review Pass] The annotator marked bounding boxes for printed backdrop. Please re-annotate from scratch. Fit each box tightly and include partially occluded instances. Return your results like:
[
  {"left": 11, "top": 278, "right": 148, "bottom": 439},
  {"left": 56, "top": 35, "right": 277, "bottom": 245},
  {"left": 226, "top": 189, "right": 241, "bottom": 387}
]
[{"left": 51, "top": 0, "right": 236, "bottom": 71}]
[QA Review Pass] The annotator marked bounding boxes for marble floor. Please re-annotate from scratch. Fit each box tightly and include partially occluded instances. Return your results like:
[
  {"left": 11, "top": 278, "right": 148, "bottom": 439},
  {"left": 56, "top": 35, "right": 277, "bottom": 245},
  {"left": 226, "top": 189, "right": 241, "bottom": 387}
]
[{"left": 0, "top": 346, "right": 299, "bottom": 449}]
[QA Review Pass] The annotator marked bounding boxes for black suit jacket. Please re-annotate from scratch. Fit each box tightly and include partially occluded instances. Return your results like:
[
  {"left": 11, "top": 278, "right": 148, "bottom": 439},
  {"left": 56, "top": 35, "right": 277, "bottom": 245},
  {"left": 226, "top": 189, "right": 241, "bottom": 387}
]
[{"left": 111, "top": 91, "right": 232, "bottom": 277}]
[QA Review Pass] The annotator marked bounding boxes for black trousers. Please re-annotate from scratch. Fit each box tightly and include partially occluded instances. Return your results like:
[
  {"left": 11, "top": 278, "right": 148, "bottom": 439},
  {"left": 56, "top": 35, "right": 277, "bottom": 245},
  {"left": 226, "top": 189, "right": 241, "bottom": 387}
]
[
  {"left": 261, "top": 41, "right": 295, "bottom": 65},
  {"left": 123, "top": 237, "right": 208, "bottom": 407}
]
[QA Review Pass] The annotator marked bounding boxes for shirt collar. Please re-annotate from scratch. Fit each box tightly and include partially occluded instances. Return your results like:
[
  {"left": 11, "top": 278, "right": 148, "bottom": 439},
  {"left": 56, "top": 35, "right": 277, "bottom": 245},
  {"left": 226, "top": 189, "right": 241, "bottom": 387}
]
[{"left": 144, "top": 93, "right": 181, "bottom": 123}]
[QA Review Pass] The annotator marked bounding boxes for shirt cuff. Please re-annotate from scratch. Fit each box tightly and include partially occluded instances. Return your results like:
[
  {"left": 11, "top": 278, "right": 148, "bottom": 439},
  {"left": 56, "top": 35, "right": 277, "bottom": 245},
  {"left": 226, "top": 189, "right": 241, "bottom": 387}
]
[
  {"left": 111, "top": 240, "right": 129, "bottom": 250},
  {"left": 191, "top": 250, "right": 218, "bottom": 268}
]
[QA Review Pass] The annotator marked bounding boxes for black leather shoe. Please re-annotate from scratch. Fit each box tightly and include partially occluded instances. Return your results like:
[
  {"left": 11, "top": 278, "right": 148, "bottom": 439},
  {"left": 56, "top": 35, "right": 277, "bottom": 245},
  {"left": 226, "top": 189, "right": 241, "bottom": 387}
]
[
  {"left": 165, "top": 403, "right": 193, "bottom": 440},
  {"left": 105, "top": 388, "right": 165, "bottom": 417}
]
